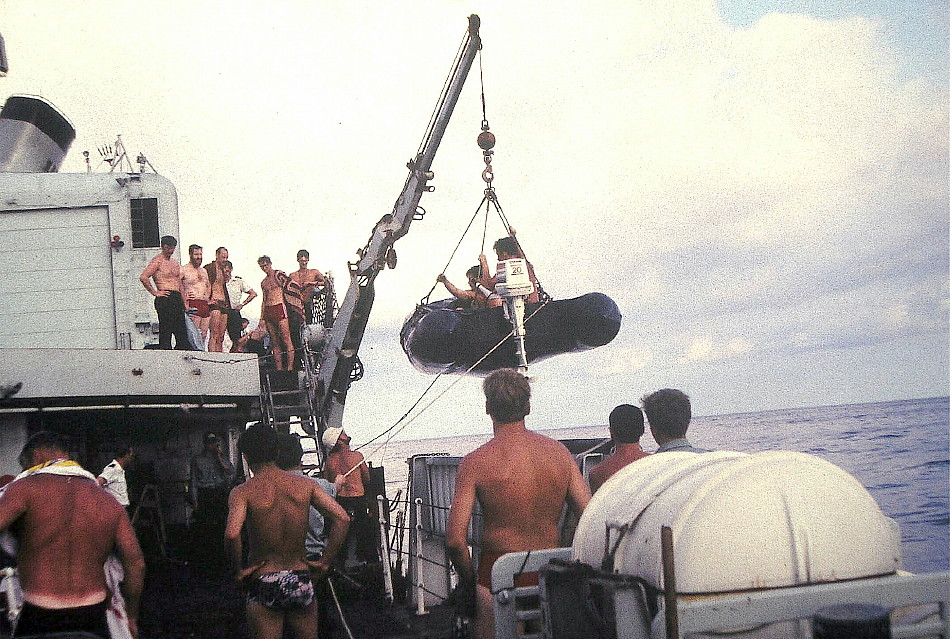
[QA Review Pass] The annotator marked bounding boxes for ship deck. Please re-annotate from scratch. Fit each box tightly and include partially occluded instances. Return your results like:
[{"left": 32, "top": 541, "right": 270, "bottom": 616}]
[{"left": 135, "top": 556, "right": 457, "bottom": 639}]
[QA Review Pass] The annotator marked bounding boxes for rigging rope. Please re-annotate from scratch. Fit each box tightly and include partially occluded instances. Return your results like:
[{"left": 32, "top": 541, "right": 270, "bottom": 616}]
[
  {"left": 422, "top": 193, "right": 490, "bottom": 304},
  {"left": 355, "top": 299, "right": 550, "bottom": 458}
]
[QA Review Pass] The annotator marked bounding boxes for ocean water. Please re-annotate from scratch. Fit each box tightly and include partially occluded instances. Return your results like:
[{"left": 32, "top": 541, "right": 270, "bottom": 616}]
[{"left": 362, "top": 396, "right": 949, "bottom": 575}]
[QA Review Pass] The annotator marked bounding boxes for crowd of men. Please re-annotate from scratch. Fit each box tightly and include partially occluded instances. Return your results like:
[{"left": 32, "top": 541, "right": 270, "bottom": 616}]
[
  {"left": 0, "top": 372, "right": 704, "bottom": 639},
  {"left": 140, "top": 237, "right": 325, "bottom": 370}
]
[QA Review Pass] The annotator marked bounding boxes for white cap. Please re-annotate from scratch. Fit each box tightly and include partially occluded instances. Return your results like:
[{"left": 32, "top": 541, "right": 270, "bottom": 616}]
[{"left": 322, "top": 427, "right": 344, "bottom": 449}]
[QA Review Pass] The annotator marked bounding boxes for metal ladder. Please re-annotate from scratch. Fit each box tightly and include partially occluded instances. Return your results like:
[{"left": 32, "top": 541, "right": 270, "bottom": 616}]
[{"left": 259, "top": 277, "right": 337, "bottom": 439}]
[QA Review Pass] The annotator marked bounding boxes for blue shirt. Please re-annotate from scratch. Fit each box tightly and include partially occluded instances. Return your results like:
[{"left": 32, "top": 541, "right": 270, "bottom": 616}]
[{"left": 291, "top": 471, "right": 336, "bottom": 559}]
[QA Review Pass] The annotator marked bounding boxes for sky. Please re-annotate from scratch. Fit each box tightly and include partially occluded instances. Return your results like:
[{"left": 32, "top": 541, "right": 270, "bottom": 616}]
[{"left": 2, "top": 0, "right": 947, "bottom": 442}]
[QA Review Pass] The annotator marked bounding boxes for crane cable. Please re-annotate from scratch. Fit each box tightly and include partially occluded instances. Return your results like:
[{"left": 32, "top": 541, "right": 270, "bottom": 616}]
[{"left": 428, "top": 48, "right": 550, "bottom": 304}]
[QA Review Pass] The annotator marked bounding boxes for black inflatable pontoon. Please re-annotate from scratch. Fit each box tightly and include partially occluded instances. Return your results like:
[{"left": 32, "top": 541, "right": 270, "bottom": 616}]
[{"left": 400, "top": 292, "right": 621, "bottom": 375}]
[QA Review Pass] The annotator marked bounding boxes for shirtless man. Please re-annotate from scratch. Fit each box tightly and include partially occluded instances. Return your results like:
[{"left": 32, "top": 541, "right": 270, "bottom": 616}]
[
  {"left": 323, "top": 427, "right": 376, "bottom": 563},
  {"left": 478, "top": 234, "right": 540, "bottom": 305},
  {"left": 0, "top": 432, "right": 145, "bottom": 638},
  {"left": 437, "top": 265, "right": 497, "bottom": 309},
  {"left": 446, "top": 369, "right": 590, "bottom": 639},
  {"left": 225, "top": 424, "right": 349, "bottom": 639},
  {"left": 289, "top": 249, "right": 326, "bottom": 324},
  {"left": 588, "top": 404, "right": 651, "bottom": 493},
  {"left": 257, "top": 255, "right": 295, "bottom": 371},
  {"left": 204, "top": 246, "right": 231, "bottom": 352},
  {"left": 181, "top": 244, "right": 212, "bottom": 345},
  {"left": 139, "top": 235, "right": 190, "bottom": 349}
]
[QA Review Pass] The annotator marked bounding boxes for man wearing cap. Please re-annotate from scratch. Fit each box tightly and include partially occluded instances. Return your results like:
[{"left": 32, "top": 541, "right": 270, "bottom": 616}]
[
  {"left": 140, "top": 235, "right": 190, "bottom": 350},
  {"left": 323, "top": 428, "right": 376, "bottom": 565}
]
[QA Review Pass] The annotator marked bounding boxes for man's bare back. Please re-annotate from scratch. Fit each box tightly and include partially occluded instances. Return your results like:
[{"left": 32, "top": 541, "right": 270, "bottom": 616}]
[
  {"left": 445, "top": 369, "right": 590, "bottom": 639},
  {"left": 229, "top": 469, "right": 319, "bottom": 574},
  {"left": 226, "top": 425, "right": 350, "bottom": 639},
  {"left": 466, "top": 430, "right": 580, "bottom": 555},
  {"left": 0, "top": 474, "right": 142, "bottom": 608}
]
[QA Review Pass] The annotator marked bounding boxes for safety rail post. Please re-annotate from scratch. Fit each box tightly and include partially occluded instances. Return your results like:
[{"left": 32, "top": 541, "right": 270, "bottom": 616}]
[
  {"left": 1, "top": 566, "right": 20, "bottom": 625},
  {"left": 414, "top": 498, "right": 428, "bottom": 615},
  {"left": 378, "top": 494, "right": 394, "bottom": 604}
]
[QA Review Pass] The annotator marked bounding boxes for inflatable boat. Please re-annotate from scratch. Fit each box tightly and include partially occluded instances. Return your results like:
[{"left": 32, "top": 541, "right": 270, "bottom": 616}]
[{"left": 399, "top": 292, "right": 621, "bottom": 375}]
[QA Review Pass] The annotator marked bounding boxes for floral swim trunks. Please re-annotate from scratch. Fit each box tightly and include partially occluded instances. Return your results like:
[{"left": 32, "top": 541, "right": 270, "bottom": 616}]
[{"left": 244, "top": 570, "right": 315, "bottom": 611}]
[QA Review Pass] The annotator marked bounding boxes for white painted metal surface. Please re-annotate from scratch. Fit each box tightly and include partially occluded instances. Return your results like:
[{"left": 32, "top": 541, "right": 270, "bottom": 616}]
[
  {"left": 0, "top": 348, "right": 259, "bottom": 403},
  {"left": 0, "top": 171, "right": 179, "bottom": 350},
  {"left": 495, "top": 549, "right": 950, "bottom": 639},
  {"left": 0, "top": 206, "right": 116, "bottom": 348},
  {"left": 573, "top": 451, "right": 902, "bottom": 594},
  {"left": 492, "top": 548, "right": 571, "bottom": 639}
]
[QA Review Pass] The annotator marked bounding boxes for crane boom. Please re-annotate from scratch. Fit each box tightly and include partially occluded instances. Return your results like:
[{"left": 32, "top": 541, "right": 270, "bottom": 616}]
[{"left": 309, "top": 15, "right": 482, "bottom": 448}]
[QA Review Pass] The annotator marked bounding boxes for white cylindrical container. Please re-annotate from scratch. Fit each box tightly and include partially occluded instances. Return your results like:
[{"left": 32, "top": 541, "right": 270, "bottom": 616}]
[{"left": 574, "top": 450, "right": 902, "bottom": 594}]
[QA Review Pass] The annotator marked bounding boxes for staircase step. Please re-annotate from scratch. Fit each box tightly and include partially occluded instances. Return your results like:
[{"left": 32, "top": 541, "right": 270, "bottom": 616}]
[
  {"left": 271, "top": 389, "right": 305, "bottom": 398},
  {"left": 267, "top": 370, "right": 300, "bottom": 392},
  {"left": 273, "top": 406, "right": 311, "bottom": 418}
]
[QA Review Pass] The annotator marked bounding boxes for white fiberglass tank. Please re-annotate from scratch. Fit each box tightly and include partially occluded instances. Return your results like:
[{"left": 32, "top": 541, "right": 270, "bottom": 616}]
[{"left": 573, "top": 450, "right": 901, "bottom": 594}]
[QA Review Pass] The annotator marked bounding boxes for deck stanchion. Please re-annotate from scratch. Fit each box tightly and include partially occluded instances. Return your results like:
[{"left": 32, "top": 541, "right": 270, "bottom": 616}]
[
  {"left": 414, "top": 498, "right": 427, "bottom": 615},
  {"left": 662, "top": 525, "right": 680, "bottom": 639},
  {"left": 378, "top": 494, "right": 394, "bottom": 604},
  {"left": 1, "top": 567, "right": 21, "bottom": 625}
]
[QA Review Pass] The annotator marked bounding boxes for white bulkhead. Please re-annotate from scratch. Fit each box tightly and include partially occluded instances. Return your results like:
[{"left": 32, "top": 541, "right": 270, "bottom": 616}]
[{"left": 0, "top": 171, "right": 179, "bottom": 350}]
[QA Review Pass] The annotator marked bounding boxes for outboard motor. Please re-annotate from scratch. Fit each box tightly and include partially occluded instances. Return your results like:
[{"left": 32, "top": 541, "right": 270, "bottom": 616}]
[
  {"left": 0, "top": 94, "right": 75, "bottom": 172},
  {"left": 495, "top": 258, "right": 534, "bottom": 371}
]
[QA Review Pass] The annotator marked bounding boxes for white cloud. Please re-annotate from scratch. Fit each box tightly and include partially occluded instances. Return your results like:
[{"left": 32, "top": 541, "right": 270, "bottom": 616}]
[
  {"left": 2, "top": 0, "right": 945, "bottom": 426},
  {"left": 683, "top": 335, "right": 755, "bottom": 362}
]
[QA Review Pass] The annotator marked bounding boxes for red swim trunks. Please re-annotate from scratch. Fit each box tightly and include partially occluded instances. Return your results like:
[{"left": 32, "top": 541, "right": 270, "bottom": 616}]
[
  {"left": 262, "top": 304, "right": 287, "bottom": 323},
  {"left": 187, "top": 299, "right": 211, "bottom": 318},
  {"left": 477, "top": 551, "right": 539, "bottom": 590}
]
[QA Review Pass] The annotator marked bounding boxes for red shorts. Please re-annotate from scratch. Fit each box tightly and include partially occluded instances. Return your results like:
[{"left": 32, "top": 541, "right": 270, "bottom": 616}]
[
  {"left": 477, "top": 551, "right": 539, "bottom": 590},
  {"left": 262, "top": 304, "right": 286, "bottom": 323},
  {"left": 187, "top": 299, "right": 211, "bottom": 318}
]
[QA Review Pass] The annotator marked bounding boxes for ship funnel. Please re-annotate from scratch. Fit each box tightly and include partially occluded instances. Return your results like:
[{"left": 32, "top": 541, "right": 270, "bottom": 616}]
[{"left": 0, "top": 95, "right": 75, "bottom": 172}]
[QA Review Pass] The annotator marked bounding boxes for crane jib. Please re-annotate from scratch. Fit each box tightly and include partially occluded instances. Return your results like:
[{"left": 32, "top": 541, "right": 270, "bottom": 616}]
[{"left": 311, "top": 16, "right": 483, "bottom": 448}]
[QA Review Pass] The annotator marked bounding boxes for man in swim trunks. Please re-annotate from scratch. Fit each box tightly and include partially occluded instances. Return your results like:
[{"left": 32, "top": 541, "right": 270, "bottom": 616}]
[
  {"left": 204, "top": 246, "right": 231, "bottom": 352},
  {"left": 226, "top": 424, "right": 349, "bottom": 639},
  {"left": 181, "top": 244, "right": 212, "bottom": 345},
  {"left": 289, "top": 249, "right": 326, "bottom": 324},
  {"left": 258, "top": 255, "right": 295, "bottom": 371},
  {"left": 0, "top": 432, "right": 145, "bottom": 638},
  {"left": 140, "top": 235, "right": 190, "bottom": 349},
  {"left": 446, "top": 369, "right": 590, "bottom": 639}
]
